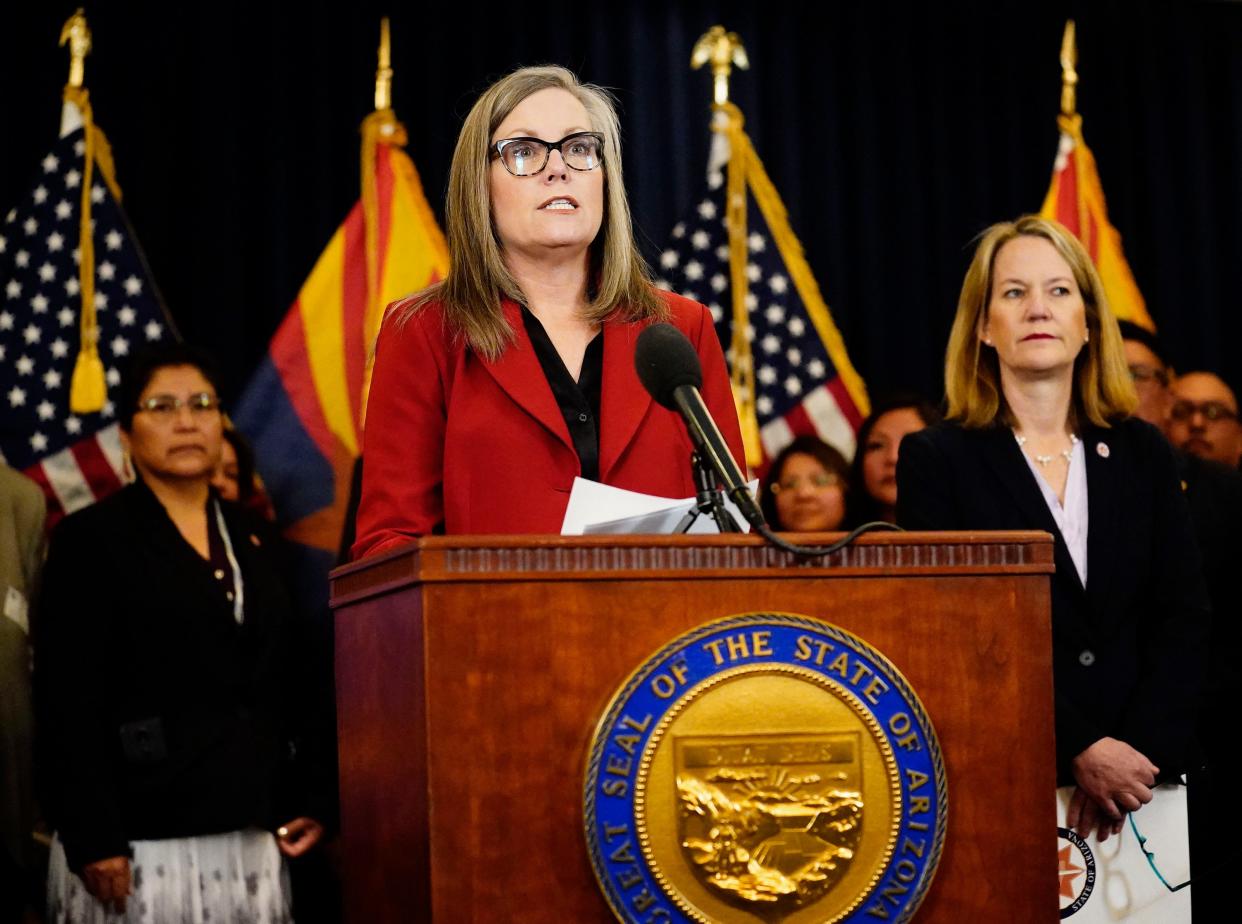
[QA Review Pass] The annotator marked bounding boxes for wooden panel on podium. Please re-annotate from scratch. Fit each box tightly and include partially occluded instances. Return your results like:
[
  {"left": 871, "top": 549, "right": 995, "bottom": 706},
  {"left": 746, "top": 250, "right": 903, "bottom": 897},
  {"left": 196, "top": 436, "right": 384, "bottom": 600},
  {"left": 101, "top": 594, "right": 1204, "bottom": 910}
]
[{"left": 330, "top": 532, "right": 1057, "bottom": 922}]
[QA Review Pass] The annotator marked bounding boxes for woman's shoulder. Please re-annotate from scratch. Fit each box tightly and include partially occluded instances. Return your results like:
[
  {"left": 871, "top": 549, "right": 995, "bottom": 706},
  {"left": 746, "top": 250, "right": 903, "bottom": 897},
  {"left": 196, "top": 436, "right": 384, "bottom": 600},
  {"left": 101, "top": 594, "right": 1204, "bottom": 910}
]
[
  {"left": 379, "top": 289, "right": 457, "bottom": 352},
  {"left": 651, "top": 288, "right": 716, "bottom": 338},
  {"left": 46, "top": 483, "right": 139, "bottom": 556},
  {"left": 1094, "top": 416, "right": 1171, "bottom": 464},
  {"left": 902, "top": 420, "right": 973, "bottom": 453}
]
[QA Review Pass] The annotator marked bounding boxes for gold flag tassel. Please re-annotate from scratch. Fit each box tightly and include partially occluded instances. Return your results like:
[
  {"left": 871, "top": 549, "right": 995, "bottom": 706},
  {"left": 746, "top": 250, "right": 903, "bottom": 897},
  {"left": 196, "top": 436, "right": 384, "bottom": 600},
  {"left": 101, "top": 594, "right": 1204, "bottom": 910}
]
[
  {"left": 60, "top": 10, "right": 120, "bottom": 414},
  {"left": 359, "top": 16, "right": 407, "bottom": 427}
]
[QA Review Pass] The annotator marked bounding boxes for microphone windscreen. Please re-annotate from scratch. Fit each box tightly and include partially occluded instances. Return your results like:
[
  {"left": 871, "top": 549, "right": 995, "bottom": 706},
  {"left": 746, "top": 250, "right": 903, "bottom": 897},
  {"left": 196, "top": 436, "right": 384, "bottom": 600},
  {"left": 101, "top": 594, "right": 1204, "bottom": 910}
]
[{"left": 634, "top": 323, "right": 704, "bottom": 409}]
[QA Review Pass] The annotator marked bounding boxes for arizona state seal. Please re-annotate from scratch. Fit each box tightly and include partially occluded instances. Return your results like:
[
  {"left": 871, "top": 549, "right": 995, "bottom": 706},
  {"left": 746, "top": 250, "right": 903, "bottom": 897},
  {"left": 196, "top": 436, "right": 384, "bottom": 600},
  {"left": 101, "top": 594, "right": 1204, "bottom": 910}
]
[{"left": 584, "top": 613, "right": 946, "bottom": 923}]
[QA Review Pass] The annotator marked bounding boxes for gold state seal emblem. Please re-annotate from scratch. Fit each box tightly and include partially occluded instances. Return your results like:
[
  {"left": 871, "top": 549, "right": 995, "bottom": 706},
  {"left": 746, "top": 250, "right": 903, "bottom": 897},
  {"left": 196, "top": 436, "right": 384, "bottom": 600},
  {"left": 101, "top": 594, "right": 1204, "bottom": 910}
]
[
  {"left": 585, "top": 614, "right": 945, "bottom": 924},
  {"left": 676, "top": 732, "right": 865, "bottom": 910}
]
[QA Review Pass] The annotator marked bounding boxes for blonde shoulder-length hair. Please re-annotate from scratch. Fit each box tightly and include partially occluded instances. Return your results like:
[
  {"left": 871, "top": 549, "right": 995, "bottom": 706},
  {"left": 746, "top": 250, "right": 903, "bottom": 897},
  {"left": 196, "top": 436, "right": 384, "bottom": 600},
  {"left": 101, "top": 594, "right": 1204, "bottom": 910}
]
[
  {"left": 394, "top": 65, "right": 665, "bottom": 358},
  {"left": 944, "top": 215, "right": 1137, "bottom": 428}
]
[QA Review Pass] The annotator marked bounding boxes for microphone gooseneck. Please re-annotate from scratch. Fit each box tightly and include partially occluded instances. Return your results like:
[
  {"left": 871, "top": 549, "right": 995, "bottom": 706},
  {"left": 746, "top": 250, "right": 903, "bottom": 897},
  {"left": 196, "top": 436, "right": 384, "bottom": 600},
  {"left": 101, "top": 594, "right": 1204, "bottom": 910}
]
[{"left": 634, "top": 322, "right": 902, "bottom": 556}]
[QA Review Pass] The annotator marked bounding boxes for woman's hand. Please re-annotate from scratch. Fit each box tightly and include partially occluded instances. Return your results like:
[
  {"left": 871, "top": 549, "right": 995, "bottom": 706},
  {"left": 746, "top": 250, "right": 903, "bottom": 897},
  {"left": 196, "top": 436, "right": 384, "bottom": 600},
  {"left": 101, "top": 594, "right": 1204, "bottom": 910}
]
[
  {"left": 275, "top": 817, "right": 325, "bottom": 858},
  {"left": 1068, "top": 737, "right": 1159, "bottom": 841},
  {"left": 82, "top": 855, "right": 131, "bottom": 913}
]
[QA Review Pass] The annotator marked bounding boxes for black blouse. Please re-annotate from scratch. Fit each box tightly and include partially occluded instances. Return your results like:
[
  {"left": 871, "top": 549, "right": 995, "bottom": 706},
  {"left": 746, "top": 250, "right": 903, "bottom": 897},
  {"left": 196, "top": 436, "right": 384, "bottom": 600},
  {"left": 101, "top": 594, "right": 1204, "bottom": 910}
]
[{"left": 520, "top": 306, "right": 604, "bottom": 481}]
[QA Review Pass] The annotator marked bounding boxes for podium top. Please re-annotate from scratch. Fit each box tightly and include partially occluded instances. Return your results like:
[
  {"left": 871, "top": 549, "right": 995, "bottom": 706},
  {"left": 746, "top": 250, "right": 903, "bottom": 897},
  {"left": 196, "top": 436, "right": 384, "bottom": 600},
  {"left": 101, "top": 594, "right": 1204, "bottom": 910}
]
[{"left": 330, "top": 530, "right": 1053, "bottom": 609}]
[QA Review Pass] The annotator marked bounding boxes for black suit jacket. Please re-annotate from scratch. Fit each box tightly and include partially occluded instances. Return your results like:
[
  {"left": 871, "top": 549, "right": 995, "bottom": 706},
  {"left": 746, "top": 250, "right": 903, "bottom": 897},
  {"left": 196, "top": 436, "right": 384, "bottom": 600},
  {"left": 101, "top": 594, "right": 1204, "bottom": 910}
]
[
  {"left": 34, "top": 479, "right": 310, "bottom": 870},
  {"left": 1177, "top": 450, "right": 1242, "bottom": 764},
  {"left": 897, "top": 418, "right": 1209, "bottom": 783}
]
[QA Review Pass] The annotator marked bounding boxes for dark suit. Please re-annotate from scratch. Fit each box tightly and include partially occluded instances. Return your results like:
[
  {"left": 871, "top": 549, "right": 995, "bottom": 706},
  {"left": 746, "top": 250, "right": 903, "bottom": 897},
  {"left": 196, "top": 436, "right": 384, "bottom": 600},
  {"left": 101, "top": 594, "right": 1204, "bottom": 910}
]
[
  {"left": 897, "top": 418, "right": 1209, "bottom": 783},
  {"left": 34, "top": 479, "right": 311, "bottom": 871},
  {"left": 353, "top": 290, "right": 746, "bottom": 557}
]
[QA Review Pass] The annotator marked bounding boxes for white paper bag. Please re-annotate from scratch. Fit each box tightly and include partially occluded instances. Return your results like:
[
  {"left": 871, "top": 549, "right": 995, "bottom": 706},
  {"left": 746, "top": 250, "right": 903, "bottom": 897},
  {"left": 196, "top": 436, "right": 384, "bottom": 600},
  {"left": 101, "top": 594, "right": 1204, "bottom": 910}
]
[{"left": 1055, "top": 783, "right": 1191, "bottom": 921}]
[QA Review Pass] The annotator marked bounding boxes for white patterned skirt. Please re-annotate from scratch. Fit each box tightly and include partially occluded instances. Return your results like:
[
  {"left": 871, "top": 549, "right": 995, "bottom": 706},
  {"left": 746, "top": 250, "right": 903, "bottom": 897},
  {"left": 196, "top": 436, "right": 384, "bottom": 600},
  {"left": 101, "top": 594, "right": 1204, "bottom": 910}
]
[{"left": 48, "top": 828, "right": 292, "bottom": 924}]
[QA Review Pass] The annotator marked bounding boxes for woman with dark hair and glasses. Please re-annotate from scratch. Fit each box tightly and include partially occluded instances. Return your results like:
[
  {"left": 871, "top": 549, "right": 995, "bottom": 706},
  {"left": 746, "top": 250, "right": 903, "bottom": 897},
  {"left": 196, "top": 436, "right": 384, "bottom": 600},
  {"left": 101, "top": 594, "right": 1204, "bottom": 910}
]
[
  {"left": 898, "top": 216, "right": 1208, "bottom": 845},
  {"left": 36, "top": 343, "right": 323, "bottom": 922},
  {"left": 760, "top": 436, "right": 850, "bottom": 532},
  {"left": 352, "top": 66, "right": 744, "bottom": 556}
]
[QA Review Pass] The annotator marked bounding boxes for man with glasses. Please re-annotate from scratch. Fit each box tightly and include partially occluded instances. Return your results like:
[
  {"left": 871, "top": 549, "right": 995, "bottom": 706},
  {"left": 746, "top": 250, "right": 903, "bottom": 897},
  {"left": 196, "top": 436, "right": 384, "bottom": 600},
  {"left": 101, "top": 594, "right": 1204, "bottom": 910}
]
[
  {"left": 1119, "top": 320, "right": 1173, "bottom": 429},
  {"left": 1167, "top": 371, "right": 1242, "bottom": 469}
]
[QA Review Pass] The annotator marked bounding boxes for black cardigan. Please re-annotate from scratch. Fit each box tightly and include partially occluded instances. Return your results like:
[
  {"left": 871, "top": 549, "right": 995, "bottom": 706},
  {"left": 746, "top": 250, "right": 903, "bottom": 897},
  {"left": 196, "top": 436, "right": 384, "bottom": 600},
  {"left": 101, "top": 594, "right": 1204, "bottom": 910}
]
[
  {"left": 897, "top": 418, "right": 1210, "bottom": 783},
  {"left": 34, "top": 479, "right": 309, "bottom": 871}
]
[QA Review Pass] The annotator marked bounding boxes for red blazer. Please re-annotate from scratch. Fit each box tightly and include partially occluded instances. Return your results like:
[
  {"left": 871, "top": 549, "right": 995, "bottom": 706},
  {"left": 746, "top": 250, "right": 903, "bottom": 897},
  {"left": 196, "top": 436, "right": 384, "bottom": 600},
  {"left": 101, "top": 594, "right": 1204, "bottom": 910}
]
[{"left": 352, "top": 290, "right": 746, "bottom": 557}]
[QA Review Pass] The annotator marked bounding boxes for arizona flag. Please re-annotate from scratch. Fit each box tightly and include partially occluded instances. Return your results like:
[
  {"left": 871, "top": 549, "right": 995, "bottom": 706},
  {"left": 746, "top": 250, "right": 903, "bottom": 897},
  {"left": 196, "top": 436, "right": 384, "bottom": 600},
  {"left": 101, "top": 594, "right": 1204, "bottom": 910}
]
[
  {"left": 1039, "top": 113, "right": 1154, "bottom": 331},
  {"left": 233, "top": 107, "right": 448, "bottom": 583}
]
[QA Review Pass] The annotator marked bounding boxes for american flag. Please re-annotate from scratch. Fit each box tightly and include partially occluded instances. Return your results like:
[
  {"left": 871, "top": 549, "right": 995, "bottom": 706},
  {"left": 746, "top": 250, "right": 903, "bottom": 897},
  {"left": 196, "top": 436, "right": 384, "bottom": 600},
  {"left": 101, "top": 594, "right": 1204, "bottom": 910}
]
[
  {"left": 654, "top": 133, "right": 865, "bottom": 465},
  {"left": 0, "top": 125, "right": 172, "bottom": 521}
]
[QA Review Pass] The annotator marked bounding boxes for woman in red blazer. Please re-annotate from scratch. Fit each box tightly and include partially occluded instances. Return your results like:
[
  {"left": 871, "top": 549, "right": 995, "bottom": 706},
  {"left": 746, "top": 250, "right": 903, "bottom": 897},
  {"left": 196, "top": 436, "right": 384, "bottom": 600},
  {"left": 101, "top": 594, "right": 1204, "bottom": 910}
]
[{"left": 353, "top": 66, "right": 744, "bottom": 556}]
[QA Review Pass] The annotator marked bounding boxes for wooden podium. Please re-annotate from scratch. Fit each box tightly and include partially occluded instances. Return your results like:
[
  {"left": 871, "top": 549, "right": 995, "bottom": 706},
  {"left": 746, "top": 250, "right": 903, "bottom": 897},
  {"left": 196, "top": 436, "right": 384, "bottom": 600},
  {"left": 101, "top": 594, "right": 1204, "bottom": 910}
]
[{"left": 330, "top": 532, "right": 1057, "bottom": 922}]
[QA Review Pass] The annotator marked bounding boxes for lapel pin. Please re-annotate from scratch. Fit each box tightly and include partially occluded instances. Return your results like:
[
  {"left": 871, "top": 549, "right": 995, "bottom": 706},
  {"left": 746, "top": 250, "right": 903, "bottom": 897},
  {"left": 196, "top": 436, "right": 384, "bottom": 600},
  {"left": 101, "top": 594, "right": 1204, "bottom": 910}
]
[
  {"left": 250, "top": 534, "right": 261, "bottom": 547},
  {"left": 1096, "top": 442, "right": 1109, "bottom": 458}
]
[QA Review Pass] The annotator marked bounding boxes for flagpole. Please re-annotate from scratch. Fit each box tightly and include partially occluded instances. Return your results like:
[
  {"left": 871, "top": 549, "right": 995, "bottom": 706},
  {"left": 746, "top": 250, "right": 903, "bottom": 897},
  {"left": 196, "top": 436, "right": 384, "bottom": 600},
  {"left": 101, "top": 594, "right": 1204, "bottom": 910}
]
[
  {"left": 59, "top": 8, "right": 110, "bottom": 414},
  {"left": 1055, "top": 19, "right": 1092, "bottom": 254},
  {"left": 360, "top": 18, "right": 407, "bottom": 425},
  {"left": 59, "top": 7, "right": 89, "bottom": 90},
  {"left": 1059, "top": 20, "right": 1078, "bottom": 118},
  {"left": 691, "top": 25, "right": 749, "bottom": 106},
  {"left": 692, "top": 26, "right": 766, "bottom": 467}
]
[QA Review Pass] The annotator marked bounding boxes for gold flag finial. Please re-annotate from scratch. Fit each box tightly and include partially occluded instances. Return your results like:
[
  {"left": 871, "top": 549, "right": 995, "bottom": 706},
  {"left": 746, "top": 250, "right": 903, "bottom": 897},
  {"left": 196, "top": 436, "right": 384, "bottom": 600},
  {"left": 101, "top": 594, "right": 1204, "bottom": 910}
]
[
  {"left": 691, "top": 25, "right": 749, "bottom": 106},
  {"left": 59, "top": 8, "right": 92, "bottom": 89},
  {"left": 374, "top": 17, "right": 393, "bottom": 112},
  {"left": 1059, "top": 19, "right": 1078, "bottom": 116}
]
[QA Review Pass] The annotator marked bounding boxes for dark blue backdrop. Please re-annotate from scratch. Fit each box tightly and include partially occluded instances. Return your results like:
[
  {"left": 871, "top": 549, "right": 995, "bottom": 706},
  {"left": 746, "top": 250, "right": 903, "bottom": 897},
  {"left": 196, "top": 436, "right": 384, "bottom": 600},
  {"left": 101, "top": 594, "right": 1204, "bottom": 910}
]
[{"left": 3, "top": 0, "right": 1239, "bottom": 408}]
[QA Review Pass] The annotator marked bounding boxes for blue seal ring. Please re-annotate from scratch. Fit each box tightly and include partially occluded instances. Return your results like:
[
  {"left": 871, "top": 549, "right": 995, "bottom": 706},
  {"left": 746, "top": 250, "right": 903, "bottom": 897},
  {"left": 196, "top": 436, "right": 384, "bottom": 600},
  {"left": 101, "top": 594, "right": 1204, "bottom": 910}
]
[{"left": 583, "top": 613, "right": 947, "bottom": 923}]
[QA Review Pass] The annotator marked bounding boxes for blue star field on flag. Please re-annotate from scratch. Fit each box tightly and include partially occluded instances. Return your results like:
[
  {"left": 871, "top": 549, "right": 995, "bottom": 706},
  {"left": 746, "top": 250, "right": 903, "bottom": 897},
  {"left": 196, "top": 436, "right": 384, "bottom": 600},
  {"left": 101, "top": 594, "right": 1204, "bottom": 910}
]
[
  {"left": 654, "top": 159, "right": 863, "bottom": 462},
  {"left": 0, "top": 127, "right": 172, "bottom": 517}
]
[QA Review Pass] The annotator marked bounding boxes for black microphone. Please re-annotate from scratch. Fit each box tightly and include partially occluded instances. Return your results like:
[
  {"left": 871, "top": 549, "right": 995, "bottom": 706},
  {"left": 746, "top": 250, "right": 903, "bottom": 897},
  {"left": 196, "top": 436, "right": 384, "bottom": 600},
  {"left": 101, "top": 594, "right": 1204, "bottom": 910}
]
[{"left": 634, "top": 323, "right": 766, "bottom": 530}]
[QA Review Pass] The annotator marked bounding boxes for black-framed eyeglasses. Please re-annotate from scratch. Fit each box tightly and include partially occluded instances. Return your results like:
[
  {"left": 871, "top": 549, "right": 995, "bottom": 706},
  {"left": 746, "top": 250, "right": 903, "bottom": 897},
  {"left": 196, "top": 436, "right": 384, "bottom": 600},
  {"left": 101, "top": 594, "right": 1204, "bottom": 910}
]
[
  {"left": 136, "top": 392, "right": 221, "bottom": 418},
  {"left": 490, "top": 132, "right": 604, "bottom": 177},
  {"left": 1169, "top": 400, "right": 1237, "bottom": 422}
]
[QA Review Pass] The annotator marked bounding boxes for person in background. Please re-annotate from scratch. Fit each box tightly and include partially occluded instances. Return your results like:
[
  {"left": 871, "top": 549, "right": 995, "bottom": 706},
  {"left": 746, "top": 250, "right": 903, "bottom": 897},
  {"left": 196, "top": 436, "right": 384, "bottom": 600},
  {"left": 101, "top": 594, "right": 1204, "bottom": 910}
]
[
  {"left": 1117, "top": 320, "right": 1241, "bottom": 912},
  {"left": 1167, "top": 370, "right": 1242, "bottom": 468},
  {"left": 844, "top": 395, "right": 940, "bottom": 527},
  {"left": 352, "top": 65, "right": 743, "bottom": 555},
  {"left": 36, "top": 343, "right": 324, "bottom": 923},
  {"left": 1117, "top": 320, "right": 1173, "bottom": 429},
  {"left": 213, "top": 426, "right": 274, "bottom": 520},
  {"left": 760, "top": 436, "right": 850, "bottom": 532},
  {"left": 212, "top": 427, "right": 254, "bottom": 504},
  {"left": 898, "top": 215, "right": 1208, "bottom": 844},
  {"left": 0, "top": 464, "right": 46, "bottom": 924}
]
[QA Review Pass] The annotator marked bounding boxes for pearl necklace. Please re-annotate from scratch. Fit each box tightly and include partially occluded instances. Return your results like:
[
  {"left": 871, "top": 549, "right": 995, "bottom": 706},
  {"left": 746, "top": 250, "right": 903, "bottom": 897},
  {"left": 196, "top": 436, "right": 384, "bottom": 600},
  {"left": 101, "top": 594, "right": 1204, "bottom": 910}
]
[{"left": 1014, "top": 432, "right": 1078, "bottom": 467}]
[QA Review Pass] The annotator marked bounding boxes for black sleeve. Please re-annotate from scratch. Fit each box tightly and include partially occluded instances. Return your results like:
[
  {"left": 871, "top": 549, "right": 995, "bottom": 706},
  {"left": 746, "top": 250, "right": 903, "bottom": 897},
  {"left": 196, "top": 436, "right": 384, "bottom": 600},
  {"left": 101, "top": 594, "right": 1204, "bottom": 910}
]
[
  {"left": 33, "top": 516, "right": 131, "bottom": 871},
  {"left": 1119, "top": 427, "right": 1211, "bottom": 774},
  {"left": 895, "top": 428, "right": 962, "bottom": 531}
]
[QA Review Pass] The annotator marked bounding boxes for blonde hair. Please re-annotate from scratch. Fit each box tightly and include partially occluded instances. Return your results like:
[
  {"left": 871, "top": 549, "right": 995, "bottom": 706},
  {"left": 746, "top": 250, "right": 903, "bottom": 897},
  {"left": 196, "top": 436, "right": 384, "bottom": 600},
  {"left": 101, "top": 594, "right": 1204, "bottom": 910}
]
[
  {"left": 944, "top": 215, "right": 1137, "bottom": 428},
  {"left": 395, "top": 65, "right": 664, "bottom": 358}
]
